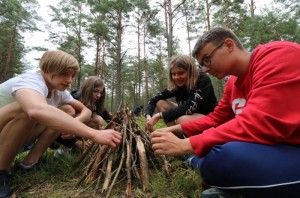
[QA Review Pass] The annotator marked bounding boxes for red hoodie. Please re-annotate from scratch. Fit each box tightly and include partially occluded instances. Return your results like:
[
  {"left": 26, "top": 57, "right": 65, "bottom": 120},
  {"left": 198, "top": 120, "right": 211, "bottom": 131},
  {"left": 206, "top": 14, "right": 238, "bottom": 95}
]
[{"left": 181, "top": 41, "right": 300, "bottom": 157}]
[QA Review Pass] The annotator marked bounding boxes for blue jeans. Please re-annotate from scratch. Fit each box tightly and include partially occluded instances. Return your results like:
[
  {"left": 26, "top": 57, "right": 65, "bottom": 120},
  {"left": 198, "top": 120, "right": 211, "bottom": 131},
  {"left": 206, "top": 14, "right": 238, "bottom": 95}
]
[{"left": 190, "top": 142, "right": 300, "bottom": 198}]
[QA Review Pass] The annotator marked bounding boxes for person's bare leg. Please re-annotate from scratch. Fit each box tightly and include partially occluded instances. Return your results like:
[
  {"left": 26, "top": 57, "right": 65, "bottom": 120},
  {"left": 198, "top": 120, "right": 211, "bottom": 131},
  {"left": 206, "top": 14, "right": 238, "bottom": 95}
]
[
  {"left": 87, "top": 114, "right": 103, "bottom": 130},
  {"left": 21, "top": 104, "right": 75, "bottom": 165},
  {"left": 0, "top": 107, "right": 35, "bottom": 170},
  {"left": 176, "top": 113, "right": 205, "bottom": 124},
  {"left": 156, "top": 100, "right": 177, "bottom": 126},
  {"left": 21, "top": 127, "right": 60, "bottom": 165}
]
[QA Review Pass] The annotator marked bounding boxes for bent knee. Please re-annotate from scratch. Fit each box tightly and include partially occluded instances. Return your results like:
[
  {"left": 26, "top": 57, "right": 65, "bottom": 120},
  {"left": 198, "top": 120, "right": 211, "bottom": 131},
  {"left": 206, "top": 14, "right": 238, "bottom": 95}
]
[
  {"left": 156, "top": 100, "right": 177, "bottom": 111},
  {"left": 176, "top": 115, "right": 190, "bottom": 124},
  {"left": 176, "top": 113, "right": 204, "bottom": 124},
  {"left": 59, "top": 104, "right": 76, "bottom": 116},
  {"left": 156, "top": 100, "right": 166, "bottom": 108},
  {"left": 201, "top": 142, "right": 258, "bottom": 182}
]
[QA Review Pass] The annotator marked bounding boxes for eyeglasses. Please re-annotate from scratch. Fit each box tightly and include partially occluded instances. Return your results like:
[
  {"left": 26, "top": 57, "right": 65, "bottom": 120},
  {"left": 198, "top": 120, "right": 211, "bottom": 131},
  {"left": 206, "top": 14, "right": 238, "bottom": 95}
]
[
  {"left": 93, "top": 89, "right": 104, "bottom": 96},
  {"left": 200, "top": 41, "right": 224, "bottom": 67}
]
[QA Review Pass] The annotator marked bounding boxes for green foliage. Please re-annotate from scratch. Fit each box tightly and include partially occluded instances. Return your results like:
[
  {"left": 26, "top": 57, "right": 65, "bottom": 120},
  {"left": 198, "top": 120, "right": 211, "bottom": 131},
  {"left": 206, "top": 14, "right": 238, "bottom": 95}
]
[
  {"left": 150, "top": 160, "right": 202, "bottom": 197},
  {"left": 236, "top": 11, "right": 299, "bottom": 50},
  {"left": 210, "top": 75, "right": 226, "bottom": 102},
  {"left": 0, "top": 0, "right": 40, "bottom": 81},
  {"left": 1, "top": 0, "right": 300, "bottom": 109}
]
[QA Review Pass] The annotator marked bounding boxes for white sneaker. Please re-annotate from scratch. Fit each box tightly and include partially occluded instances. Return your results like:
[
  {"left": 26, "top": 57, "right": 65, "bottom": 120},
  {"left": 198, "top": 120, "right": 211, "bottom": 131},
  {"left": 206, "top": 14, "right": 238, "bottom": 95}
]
[{"left": 201, "top": 188, "right": 243, "bottom": 198}]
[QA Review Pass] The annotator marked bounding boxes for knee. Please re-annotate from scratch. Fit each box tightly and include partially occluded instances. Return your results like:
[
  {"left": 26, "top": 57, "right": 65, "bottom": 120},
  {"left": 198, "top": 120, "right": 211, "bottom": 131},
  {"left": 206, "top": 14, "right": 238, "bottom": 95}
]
[
  {"left": 176, "top": 115, "right": 189, "bottom": 124},
  {"left": 59, "top": 105, "right": 76, "bottom": 117},
  {"left": 12, "top": 111, "right": 35, "bottom": 128},
  {"left": 201, "top": 142, "right": 251, "bottom": 183},
  {"left": 92, "top": 114, "right": 103, "bottom": 122},
  {"left": 156, "top": 100, "right": 165, "bottom": 109},
  {"left": 90, "top": 115, "right": 103, "bottom": 129}
]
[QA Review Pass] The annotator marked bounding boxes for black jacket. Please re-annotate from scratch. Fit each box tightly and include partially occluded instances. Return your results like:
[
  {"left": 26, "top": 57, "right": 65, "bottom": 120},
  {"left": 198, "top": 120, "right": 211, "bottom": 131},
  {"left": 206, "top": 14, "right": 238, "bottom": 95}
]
[{"left": 145, "top": 72, "right": 217, "bottom": 123}]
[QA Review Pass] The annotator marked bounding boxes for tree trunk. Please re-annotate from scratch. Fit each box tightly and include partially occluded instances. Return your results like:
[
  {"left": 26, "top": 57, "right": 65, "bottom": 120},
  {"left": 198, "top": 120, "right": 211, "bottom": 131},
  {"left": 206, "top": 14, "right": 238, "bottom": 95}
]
[
  {"left": 2, "top": 24, "right": 17, "bottom": 82},
  {"left": 137, "top": 9, "right": 142, "bottom": 106},
  {"left": 159, "top": 39, "right": 164, "bottom": 91},
  {"left": 163, "top": 0, "right": 170, "bottom": 58},
  {"left": 101, "top": 41, "right": 106, "bottom": 78},
  {"left": 249, "top": 0, "right": 255, "bottom": 17},
  {"left": 95, "top": 35, "right": 101, "bottom": 76},
  {"left": 143, "top": 26, "right": 149, "bottom": 104},
  {"left": 223, "top": 0, "right": 230, "bottom": 28},
  {"left": 167, "top": 0, "right": 173, "bottom": 58},
  {"left": 205, "top": 0, "right": 211, "bottom": 30},
  {"left": 184, "top": 7, "right": 191, "bottom": 56},
  {"left": 114, "top": 11, "right": 123, "bottom": 112},
  {"left": 75, "top": 2, "right": 83, "bottom": 90},
  {"left": 110, "top": 72, "right": 115, "bottom": 112}
]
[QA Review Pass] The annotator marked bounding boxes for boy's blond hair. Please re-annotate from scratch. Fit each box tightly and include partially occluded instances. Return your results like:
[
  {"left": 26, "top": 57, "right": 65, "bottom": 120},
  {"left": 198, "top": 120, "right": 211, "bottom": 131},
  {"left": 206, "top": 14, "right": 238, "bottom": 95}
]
[{"left": 39, "top": 50, "right": 79, "bottom": 76}]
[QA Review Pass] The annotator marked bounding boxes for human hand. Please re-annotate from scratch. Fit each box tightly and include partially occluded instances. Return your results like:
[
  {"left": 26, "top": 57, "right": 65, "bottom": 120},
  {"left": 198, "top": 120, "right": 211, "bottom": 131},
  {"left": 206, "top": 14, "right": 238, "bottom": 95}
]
[
  {"left": 92, "top": 129, "right": 122, "bottom": 149},
  {"left": 146, "top": 113, "right": 161, "bottom": 132},
  {"left": 150, "top": 131, "right": 192, "bottom": 156},
  {"left": 145, "top": 115, "right": 152, "bottom": 131}
]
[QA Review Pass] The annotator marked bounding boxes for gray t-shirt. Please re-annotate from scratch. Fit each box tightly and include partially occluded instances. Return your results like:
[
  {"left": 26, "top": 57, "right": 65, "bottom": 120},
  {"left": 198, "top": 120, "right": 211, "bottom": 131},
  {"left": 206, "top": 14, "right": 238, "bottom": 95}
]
[{"left": 0, "top": 71, "right": 73, "bottom": 107}]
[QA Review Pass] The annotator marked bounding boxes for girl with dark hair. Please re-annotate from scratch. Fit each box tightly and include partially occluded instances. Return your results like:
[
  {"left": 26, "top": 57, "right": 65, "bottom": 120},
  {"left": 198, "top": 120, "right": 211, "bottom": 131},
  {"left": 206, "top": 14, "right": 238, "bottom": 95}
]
[
  {"left": 71, "top": 76, "right": 111, "bottom": 129},
  {"left": 53, "top": 76, "right": 111, "bottom": 150}
]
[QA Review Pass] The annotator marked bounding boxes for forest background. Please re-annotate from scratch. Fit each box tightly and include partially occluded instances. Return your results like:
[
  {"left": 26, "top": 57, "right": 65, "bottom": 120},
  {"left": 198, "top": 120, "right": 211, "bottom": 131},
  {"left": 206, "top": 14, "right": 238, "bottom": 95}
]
[{"left": 1, "top": 0, "right": 299, "bottom": 113}]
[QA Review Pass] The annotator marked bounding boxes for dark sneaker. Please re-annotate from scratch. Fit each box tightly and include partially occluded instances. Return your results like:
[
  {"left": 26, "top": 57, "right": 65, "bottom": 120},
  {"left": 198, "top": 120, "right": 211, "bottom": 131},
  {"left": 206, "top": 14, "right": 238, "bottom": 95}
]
[
  {"left": 15, "top": 162, "right": 37, "bottom": 171},
  {"left": 0, "top": 170, "right": 12, "bottom": 198},
  {"left": 201, "top": 188, "right": 243, "bottom": 198},
  {"left": 14, "top": 157, "right": 47, "bottom": 172}
]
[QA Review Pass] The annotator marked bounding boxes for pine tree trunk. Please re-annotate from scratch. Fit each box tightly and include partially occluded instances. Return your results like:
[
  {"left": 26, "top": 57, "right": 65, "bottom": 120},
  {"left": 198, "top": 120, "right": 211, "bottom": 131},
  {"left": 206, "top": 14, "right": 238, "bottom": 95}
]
[
  {"left": 205, "top": 0, "right": 211, "bottom": 30},
  {"left": 143, "top": 26, "right": 149, "bottom": 104},
  {"left": 114, "top": 11, "right": 123, "bottom": 112},
  {"left": 2, "top": 24, "right": 17, "bottom": 82}
]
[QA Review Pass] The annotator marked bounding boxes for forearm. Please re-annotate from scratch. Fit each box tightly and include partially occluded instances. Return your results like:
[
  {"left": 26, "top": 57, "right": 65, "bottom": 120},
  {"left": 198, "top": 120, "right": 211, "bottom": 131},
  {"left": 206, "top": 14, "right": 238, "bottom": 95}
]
[
  {"left": 28, "top": 104, "right": 96, "bottom": 140},
  {"left": 75, "top": 107, "right": 92, "bottom": 123}
]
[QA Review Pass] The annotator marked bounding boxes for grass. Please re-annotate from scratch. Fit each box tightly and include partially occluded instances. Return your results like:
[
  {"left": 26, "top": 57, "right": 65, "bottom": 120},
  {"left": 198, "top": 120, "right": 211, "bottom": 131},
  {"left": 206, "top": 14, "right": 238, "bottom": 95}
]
[{"left": 11, "top": 117, "right": 203, "bottom": 198}]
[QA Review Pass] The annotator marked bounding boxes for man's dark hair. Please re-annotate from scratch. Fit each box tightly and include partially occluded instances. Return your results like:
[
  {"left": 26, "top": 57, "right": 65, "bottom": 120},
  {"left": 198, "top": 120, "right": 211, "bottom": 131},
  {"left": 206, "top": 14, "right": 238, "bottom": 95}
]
[{"left": 192, "top": 27, "right": 244, "bottom": 58}]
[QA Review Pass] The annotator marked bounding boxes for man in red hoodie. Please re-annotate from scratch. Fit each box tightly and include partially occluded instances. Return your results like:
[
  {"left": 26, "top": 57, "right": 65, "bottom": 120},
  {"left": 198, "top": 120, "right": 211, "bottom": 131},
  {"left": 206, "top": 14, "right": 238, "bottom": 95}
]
[{"left": 150, "top": 27, "right": 300, "bottom": 198}]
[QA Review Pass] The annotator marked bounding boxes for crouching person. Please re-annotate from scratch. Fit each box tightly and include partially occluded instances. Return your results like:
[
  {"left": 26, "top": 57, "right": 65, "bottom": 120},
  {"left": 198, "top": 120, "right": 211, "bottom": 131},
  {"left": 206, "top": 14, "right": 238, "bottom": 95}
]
[{"left": 0, "top": 50, "right": 122, "bottom": 198}]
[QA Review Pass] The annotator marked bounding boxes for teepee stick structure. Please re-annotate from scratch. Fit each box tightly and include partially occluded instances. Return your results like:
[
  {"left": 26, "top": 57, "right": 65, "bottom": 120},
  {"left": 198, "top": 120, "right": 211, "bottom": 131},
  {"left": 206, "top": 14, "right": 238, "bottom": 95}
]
[{"left": 74, "top": 108, "right": 170, "bottom": 197}]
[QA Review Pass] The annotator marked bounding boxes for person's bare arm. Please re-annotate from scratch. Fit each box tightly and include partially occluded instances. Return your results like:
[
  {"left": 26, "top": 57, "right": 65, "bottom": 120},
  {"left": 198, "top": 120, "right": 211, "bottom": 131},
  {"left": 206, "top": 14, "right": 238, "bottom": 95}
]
[
  {"left": 15, "top": 89, "right": 121, "bottom": 148},
  {"left": 69, "top": 99, "right": 91, "bottom": 123},
  {"left": 146, "top": 114, "right": 161, "bottom": 132}
]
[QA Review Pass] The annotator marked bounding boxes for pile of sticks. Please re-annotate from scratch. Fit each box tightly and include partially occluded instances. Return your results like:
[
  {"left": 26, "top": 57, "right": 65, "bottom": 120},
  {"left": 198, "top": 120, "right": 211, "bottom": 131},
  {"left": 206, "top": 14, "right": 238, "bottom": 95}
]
[{"left": 72, "top": 108, "right": 170, "bottom": 197}]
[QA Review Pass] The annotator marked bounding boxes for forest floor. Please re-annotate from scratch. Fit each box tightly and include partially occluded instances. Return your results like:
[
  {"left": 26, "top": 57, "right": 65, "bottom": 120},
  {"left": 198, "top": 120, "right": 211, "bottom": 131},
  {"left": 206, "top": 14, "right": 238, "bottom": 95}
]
[
  {"left": 11, "top": 148, "right": 202, "bottom": 198},
  {"left": 10, "top": 117, "right": 203, "bottom": 198}
]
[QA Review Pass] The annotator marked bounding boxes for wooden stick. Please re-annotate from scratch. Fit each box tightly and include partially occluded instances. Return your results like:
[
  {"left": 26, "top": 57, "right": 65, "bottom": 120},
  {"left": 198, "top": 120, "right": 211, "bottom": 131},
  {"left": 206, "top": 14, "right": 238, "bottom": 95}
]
[
  {"left": 135, "top": 135, "right": 151, "bottom": 191},
  {"left": 105, "top": 125, "right": 127, "bottom": 198},
  {"left": 125, "top": 139, "right": 132, "bottom": 197},
  {"left": 102, "top": 150, "right": 114, "bottom": 193},
  {"left": 72, "top": 142, "right": 96, "bottom": 170}
]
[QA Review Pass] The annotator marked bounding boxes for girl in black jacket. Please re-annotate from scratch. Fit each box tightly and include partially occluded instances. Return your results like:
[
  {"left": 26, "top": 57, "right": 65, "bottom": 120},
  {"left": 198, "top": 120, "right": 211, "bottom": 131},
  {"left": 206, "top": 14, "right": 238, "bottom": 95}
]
[{"left": 145, "top": 55, "right": 217, "bottom": 131}]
